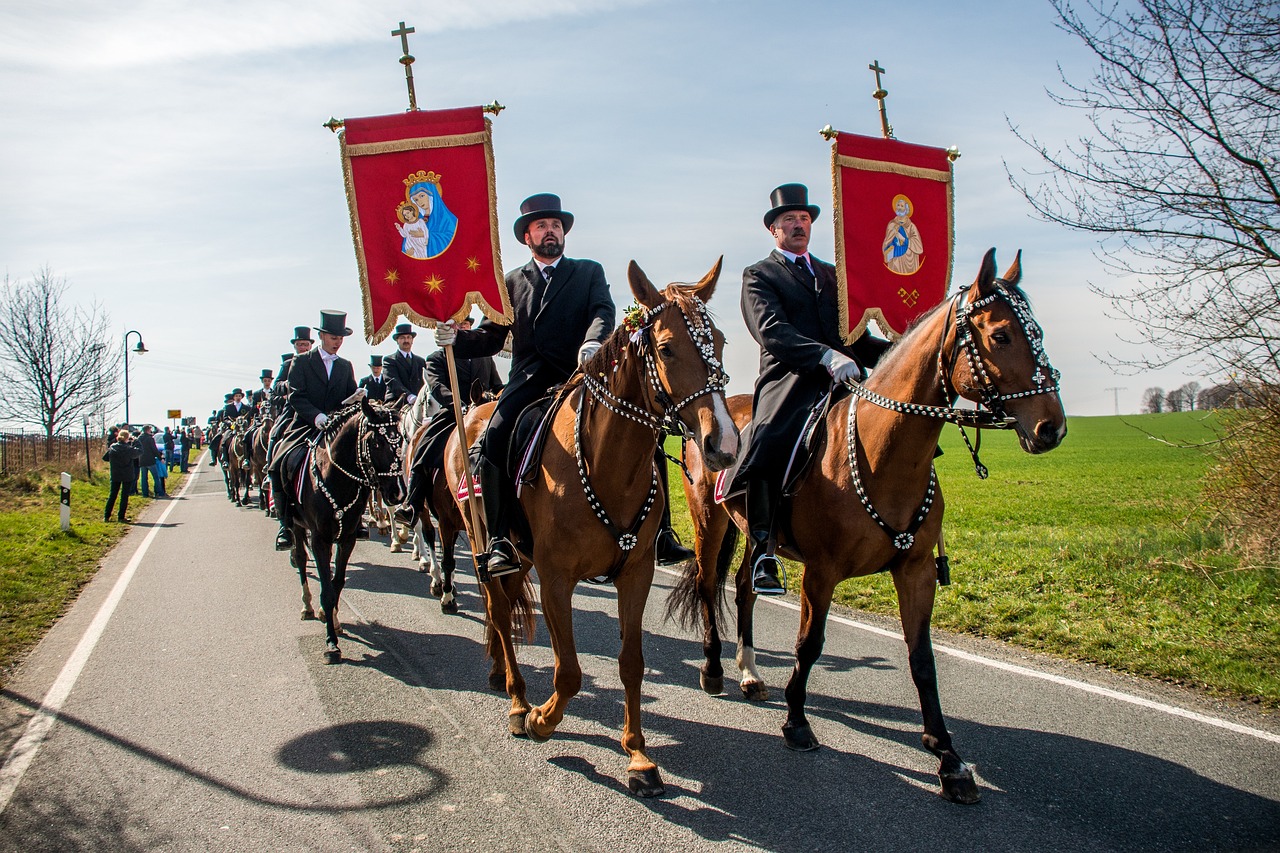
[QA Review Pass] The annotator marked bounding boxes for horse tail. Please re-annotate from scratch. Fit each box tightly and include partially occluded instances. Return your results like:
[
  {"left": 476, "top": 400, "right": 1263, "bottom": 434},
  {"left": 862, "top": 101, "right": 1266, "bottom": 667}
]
[
  {"left": 665, "top": 522, "right": 739, "bottom": 631},
  {"left": 511, "top": 574, "right": 537, "bottom": 645}
]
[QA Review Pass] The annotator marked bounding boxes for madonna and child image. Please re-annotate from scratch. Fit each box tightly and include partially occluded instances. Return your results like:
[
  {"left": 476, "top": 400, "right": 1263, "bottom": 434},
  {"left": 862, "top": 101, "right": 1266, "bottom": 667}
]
[{"left": 395, "top": 170, "right": 458, "bottom": 260}]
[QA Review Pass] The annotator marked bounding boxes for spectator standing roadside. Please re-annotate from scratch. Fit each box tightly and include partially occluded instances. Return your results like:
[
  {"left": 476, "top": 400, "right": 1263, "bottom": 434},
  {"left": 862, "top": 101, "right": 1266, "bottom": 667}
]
[
  {"left": 103, "top": 430, "right": 141, "bottom": 522},
  {"left": 138, "top": 425, "right": 162, "bottom": 497}
]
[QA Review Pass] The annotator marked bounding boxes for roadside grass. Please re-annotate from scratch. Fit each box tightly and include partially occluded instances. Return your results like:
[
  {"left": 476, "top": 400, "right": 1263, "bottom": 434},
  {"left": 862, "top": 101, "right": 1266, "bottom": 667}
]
[
  {"left": 665, "top": 412, "right": 1280, "bottom": 708},
  {"left": 0, "top": 460, "right": 187, "bottom": 688}
]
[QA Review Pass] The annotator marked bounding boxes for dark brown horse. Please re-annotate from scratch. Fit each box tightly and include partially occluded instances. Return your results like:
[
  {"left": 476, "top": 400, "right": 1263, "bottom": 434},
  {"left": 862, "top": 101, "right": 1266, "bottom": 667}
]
[
  {"left": 224, "top": 416, "right": 253, "bottom": 506},
  {"left": 669, "top": 249, "right": 1065, "bottom": 804},
  {"left": 249, "top": 412, "right": 272, "bottom": 512},
  {"left": 446, "top": 259, "right": 739, "bottom": 797}
]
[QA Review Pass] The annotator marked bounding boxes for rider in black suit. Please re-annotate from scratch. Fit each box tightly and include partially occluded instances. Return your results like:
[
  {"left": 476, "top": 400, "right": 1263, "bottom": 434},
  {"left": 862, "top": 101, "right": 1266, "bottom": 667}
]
[
  {"left": 735, "top": 184, "right": 889, "bottom": 594},
  {"left": 359, "top": 355, "right": 406, "bottom": 403},
  {"left": 268, "top": 311, "right": 359, "bottom": 550},
  {"left": 436, "top": 193, "right": 614, "bottom": 575},
  {"left": 384, "top": 324, "right": 428, "bottom": 403}
]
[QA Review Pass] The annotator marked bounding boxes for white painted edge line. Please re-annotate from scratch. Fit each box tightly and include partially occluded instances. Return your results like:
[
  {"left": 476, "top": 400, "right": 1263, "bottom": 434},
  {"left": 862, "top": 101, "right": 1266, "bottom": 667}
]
[
  {"left": 0, "top": 466, "right": 200, "bottom": 815},
  {"left": 654, "top": 566, "right": 1280, "bottom": 746}
]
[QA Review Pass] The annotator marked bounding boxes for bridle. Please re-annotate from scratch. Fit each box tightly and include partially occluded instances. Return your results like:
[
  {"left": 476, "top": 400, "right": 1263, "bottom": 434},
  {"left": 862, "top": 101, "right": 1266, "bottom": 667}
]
[{"left": 309, "top": 403, "right": 405, "bottom": 540}]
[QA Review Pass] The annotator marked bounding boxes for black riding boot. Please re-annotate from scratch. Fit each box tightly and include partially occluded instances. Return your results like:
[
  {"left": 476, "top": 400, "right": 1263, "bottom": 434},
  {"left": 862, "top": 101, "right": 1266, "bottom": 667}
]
[
  {"left": 654, "top": 447, "right": 694, "bottom": 565},
  {"left": 271, "top": 468, "right": 293, "bottom": 550},
  {"left": 479, "top": 458, "right": 520, "bottom": 578},
  {"left": 746, "top": 478, "right": 785, "bottom": 595},
  {"left": 396, "top": 464, "right": 429, "bottom": 528}
]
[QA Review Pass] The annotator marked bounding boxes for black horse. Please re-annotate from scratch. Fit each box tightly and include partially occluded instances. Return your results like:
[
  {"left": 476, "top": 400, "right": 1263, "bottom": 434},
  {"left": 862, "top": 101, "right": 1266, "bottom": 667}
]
[{"left": 288, "top": 397, "right": 406, "bottom": 663}]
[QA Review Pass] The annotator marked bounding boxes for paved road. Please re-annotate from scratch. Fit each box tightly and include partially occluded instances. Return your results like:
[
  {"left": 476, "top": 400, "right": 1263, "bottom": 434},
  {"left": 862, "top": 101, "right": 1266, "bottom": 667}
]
[{"left": 2, "top": 460, "right": 1278, "bottom": 852}]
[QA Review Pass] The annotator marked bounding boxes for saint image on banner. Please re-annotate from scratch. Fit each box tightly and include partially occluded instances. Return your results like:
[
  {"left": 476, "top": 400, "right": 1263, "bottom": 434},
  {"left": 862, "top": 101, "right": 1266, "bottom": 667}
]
[
  {"left": 398, "top": 170, "right": 459, "bottom": 260},
  {"left": 881, "top": 193, "right": 924, "bottom": 276}
]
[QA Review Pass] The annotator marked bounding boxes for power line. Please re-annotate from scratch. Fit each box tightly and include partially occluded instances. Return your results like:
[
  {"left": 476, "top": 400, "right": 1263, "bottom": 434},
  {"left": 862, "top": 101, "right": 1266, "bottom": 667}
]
[{"left": 1103, "top": 386, "right": 1126, "bottom": 415}]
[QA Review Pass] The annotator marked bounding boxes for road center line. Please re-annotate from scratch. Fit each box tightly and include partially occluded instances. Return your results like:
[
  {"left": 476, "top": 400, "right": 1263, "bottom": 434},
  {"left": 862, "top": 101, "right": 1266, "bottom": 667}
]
[
  {"left": 0, "top": 467, "right": 200, "bottom": 815},
  {"left": 654, "top": 565, "right": 1280, "bottom": 745}
]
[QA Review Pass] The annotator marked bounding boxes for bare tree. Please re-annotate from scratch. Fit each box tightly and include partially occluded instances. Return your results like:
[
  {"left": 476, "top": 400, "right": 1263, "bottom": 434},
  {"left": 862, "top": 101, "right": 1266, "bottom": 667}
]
[
  {"left": 1142, "top": 386, "right": 1166, "bottom": 413},
  {"left": 0, "top": 268, "right": 117, "bottom": 446},
  {"left": 1009, "top": 0, "right": 1279, "bottom": 383},
  {"left": 1180, "top": 380, "right": 1202, "bottom": 410},
  {"left": 1165, "top": 386, "right": 1187, "bottom": 412}
]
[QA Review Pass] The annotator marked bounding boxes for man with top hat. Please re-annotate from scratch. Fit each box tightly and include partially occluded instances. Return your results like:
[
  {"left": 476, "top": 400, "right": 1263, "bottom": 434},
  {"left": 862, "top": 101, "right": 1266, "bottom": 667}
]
[
  {"left": 359, "top": 355, "right": 406, "bottom": 403},
  {"left": 384, "top": 323, "right": 428, "bottom": 404},
  {"left": 223, "top": 388, "right": 252, "bottom": 422},
  {"left": 435, "top": 193, "right": 613, "bottom": 576},
  {"left": 268, "top": 310, "right": 361, "bottom": 550},
  {"left": 395, "top": 316, "right": 504, "bottom": 529},
  {"left": 734, "top": 183, "right": 890, "bottom": 595},
  {"left": 265, "top": 327, "right": 316, "bottom": 462},
  {"left": 251, "top": 370, "right": 273, "bottom": 412}
]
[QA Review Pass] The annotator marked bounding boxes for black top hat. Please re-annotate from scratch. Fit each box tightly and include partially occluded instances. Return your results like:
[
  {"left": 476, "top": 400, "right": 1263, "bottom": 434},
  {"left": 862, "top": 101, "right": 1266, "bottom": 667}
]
[
  {"left": 513, "top": 193, "right": 574, "bottom": 241},
  {"left": 260, "top": 369, "right": 273, "bottom": 380},
  {"left": 315, "top": 310, "right": 353, "bottom": 337},
  {"left": 393, "top": 323, "right": 417, "bottom": 339},
  {"left": 232, "top": 388, "right": 244, "bottom": 396},
  {"left": 290, "top": 325, "right": 314, "bottom": 344},
  {"left": 280, "top": 352, "right": 293, "bottom": 364},
  {"left": 763, "top": 183, "right": 821, "bottom": 228},
  {"left": 369, "top": 355, "right": 384, "bottom": 367},
  {"left": 224, "top": 393, "right": 234, "bottom": 401}
]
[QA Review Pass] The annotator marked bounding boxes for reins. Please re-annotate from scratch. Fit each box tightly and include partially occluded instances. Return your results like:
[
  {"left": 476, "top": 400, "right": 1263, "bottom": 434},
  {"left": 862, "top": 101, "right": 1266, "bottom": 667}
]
[{"left": 308, "top": 402, "right": 405, "bottom": 540}]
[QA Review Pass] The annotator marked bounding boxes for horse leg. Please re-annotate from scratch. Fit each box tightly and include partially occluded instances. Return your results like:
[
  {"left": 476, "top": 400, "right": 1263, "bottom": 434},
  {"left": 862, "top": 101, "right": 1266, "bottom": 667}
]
[
  {"left": 616, "top": 566, "right": 664, "bottom": 798},
  {"left": 483, "top": 574, "right": 531, "bottom": 732},
  {"left": 420, "top": 519, "right": 439, "bottom": 579},
  {"left": 781, "top": 563, "right": 837, "bottom": 752},
  {"left": 524, "top": 576, "right": 581, "bottom": 744},
  {"left": 733, "top": 551, "right": 768, "bottom": 701},
  {"left": 332, "top": 536, "right": 355, "bottom": 640},
  {"left": 312, "top": 536, "right": 341, "bottom": 663},
  {"left": 893, "top": 559, "right": 980, "bottom": 804},
  {"left": 295, "top": 539, "right": 314, "bottom": 620},
  {"left": 694, "top": 514, "right": 733, "bottom": 695},
  {"left": 438, "top": 528, "right": 458, "bottom": 615}
]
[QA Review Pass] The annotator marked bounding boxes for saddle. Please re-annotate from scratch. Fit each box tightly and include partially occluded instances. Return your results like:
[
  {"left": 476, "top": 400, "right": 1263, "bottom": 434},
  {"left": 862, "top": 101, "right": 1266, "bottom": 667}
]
[
  {"left": 715, "top": 386, "right": 839, "bottom": 504},
  {"left": 512, "top": 385, "right": 570, "bottom": 491}
]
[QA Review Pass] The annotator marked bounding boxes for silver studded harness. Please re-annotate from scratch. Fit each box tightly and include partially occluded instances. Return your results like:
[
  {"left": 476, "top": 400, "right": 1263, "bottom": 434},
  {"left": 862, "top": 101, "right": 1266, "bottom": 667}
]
[{"left": 308, "top": 402, "right": 405, "bottom": 541}]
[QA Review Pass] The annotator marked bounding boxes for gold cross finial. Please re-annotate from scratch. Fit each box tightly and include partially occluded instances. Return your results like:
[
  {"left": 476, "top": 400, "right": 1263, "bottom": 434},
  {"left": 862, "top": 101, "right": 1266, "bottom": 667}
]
[
  {"left": 868, "top": 59, "right": 893, "bottom": 139},
  {"left": 392, "top": 21, "right": 419, "bottom": 111}
]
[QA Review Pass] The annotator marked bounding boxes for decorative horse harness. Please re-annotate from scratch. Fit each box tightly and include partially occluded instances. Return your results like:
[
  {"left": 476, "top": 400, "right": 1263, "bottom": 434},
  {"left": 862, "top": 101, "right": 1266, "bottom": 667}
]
[
  {"left": 307, "top": 403, "right": 405, "bottom": 541},
  {"left": 844, "top": 281, "right": 1061, "bottom": 551},
  {"left": 574, "top": 296, "right": 728, "bottom": 574}
]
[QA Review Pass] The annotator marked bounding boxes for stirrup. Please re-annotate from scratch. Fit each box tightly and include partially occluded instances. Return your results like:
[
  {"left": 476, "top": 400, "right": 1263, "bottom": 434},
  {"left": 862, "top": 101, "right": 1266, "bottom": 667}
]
[
  {"left": 275, "top": 527, "right": 294, "bottom": 551},
  {"left": 751, "top": 552, "right": 787, "bottom": 596},
  {"left": 485, "top": 538, "right": 522, "bottom": 578}
]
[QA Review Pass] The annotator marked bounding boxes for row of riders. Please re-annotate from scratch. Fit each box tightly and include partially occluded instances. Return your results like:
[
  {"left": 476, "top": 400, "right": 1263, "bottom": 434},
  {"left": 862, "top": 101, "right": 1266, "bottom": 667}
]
[{"left": 205, "top": 186, "right": 1065, "bottom": 803}]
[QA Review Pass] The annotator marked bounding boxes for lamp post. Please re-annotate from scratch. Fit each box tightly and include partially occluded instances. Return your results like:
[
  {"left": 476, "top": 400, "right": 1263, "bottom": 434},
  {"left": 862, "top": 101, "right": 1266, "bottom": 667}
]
[{"left": 123, "top": 330, "right": 147, "bottom": 424}]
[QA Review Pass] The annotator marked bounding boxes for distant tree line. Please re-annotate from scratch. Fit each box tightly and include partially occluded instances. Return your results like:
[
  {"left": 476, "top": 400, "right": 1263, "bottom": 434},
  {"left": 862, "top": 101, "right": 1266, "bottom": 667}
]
[{"left": 1141, "top": 379, "right": 1271, "bottom": 414}]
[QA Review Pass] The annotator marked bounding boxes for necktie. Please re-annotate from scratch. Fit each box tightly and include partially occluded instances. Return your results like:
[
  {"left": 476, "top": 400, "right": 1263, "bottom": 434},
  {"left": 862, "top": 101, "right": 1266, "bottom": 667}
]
[
  {"left": 544, "top": 265, "right": 555, "bottom": 283},
  {"left": 794, "top": 255, "right": 813, "bottom": 282}
]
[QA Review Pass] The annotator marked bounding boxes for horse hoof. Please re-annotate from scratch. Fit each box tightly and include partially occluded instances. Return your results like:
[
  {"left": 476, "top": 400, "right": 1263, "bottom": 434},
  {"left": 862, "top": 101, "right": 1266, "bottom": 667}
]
[
  {"left": 700, "top": 672, "right": 724, "bottom": 695},
  {"left": 626, "top": 768, "right": 665, "bottom": 798},
  {"left": 417, "top": 564, "right": 429, "bottom": 574},
  {"left": 390, "top": 542, "right": 402, "bottom": 553},
  {"left": 508, "top": 712, "right": 528, "bottom": 737},
  {"left": 324, "top": 644, "right": 341, "bottom": 664},
  {"left": 524, "top": 709, "right": 553, "bottom": 743},
  {"left": 940, "top": 764, "right": 982, "bottom": 805},
  {"left": 301, "top": 608, "right": 315, "bottom": 621},
  {"left": 741, "top": 680, "right": 769, "bottom": 702},
  {"left": 782, "top": 722, "right": 820, "bottom": 752},
  {"left": 441, "top": 597, "right": 459, "bottom": 615},
  {"left": 430, "top": 580, "right": 444, "bottom": 598}
]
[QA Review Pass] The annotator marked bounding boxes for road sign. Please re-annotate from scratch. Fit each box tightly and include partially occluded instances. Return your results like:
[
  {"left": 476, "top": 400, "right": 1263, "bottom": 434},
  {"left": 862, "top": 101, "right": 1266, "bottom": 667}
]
[{"left": 167, "top": 409, "right": 182, "bottom": 419}]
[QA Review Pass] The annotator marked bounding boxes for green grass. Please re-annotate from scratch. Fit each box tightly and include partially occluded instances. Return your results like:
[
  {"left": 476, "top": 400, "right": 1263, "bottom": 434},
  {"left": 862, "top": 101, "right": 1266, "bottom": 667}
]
[
  {"left": 666, "top": 413, "right": 1280, "bottom": 707},
  {"left": 0, "top": 463, "right": 186, "bottom": 687}
]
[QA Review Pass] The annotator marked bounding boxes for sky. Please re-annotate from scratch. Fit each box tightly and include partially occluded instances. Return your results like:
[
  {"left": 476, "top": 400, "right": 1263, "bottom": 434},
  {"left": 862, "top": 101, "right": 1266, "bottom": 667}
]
[{"left": 0, "top": 0, "right": 1206, "bottom": 431}]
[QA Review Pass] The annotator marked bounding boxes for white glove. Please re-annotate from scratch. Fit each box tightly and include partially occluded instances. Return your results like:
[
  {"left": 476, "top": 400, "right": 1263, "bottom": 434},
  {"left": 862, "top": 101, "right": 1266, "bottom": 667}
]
[
  {"left": 434, "top": 321, "right": 457, "bottom": 347},
  {"left": 407, "top": 393, "right": 417, "bottom": 404},
  {"left": 578, "top": 340, "right": 602, "bottom": 365},
  {"left": 820, "top": 349, "right": 864, "bottom": 385},
  {"left": 315, "top": 413, "right": 329, "bottom": 428},
  {"left": 341, "top": 387, "right": 367, "bottom": 405}
]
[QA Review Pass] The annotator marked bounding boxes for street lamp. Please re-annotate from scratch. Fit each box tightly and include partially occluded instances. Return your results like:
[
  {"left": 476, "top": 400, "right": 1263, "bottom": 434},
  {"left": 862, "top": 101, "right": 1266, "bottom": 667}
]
[{"left": 123, "top": 330, "right": 147, "bottom": 424}]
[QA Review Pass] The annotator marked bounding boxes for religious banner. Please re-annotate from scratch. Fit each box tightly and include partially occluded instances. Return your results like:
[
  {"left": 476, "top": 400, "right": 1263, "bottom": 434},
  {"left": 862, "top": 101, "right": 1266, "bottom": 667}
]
[
  {"left": 831, "top": 131, "right": 953, "bottom": 342},
  {"left": 339, "top": 106, "right": 512, "bottom": 343}
]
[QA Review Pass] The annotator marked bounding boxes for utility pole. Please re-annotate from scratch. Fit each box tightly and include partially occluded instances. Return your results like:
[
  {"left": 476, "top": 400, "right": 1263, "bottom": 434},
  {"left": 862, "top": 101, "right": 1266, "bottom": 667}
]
[{"left": 1104, "top": 386, "right": 1126, "bottom": 415}]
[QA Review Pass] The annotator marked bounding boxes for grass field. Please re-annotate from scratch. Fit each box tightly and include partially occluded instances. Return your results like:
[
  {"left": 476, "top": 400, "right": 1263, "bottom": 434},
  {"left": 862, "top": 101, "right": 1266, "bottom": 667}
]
[
  {"left": 0, "top": 459, "right": 187, "bottom": 687},
  {"left": 667, "top": 412, "right": 1280, "bottom": 708}
]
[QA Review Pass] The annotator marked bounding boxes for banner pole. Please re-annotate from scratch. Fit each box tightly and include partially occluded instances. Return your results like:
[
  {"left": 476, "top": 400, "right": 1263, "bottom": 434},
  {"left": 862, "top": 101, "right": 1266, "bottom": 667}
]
[{"left": 443, "top": 343, "right": 491, "bottom": 582}]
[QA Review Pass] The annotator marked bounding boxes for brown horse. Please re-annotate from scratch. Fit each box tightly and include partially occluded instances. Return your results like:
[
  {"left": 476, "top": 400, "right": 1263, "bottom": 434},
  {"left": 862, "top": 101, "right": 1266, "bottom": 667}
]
[
  {"left": 445, "top": 259, "right": 739, "bottom": 797},
  {"left": 250, "top": 413, "right": 272, "bottom": 512},
  {"left": 669, "top": 249, "right": 1066, "bottom": 804},
  {"left": 225, "top": 417, "right": 253, "bottom": 506}
]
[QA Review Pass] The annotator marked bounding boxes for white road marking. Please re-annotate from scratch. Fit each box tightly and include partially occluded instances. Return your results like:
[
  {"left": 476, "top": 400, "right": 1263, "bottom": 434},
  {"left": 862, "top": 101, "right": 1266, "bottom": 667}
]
[
  {"left": 655, "top": 566, "right": 1280, "bottom": 746},
  {"left": 0, "top": 469, "right": 199, "bottom": 815}
]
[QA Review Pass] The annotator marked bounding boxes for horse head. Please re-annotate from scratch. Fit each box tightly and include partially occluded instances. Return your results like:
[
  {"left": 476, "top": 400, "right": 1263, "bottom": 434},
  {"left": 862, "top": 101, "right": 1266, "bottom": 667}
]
[
  {"left": 950, "top": 249, "right": 1066, "bottom": 454},
  {"left": 360, "top": 396, "right": 407, "bottom": 507},
  {"left": 627, "top": 257, "right": 740, "bottom": 472}
]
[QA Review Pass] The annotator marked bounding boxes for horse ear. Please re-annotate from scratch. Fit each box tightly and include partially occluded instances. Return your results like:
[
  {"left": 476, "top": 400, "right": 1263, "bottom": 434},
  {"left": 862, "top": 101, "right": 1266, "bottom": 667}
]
[
  {"left": 361, "top": 395, "right": 375, "bottom": 418},
  {"left": 628, "top": 260, "right": 663, "bottom": 309},
  {"left": 969, "top": 247, "right": 998, "bottom": 301},
  {"left": 1001, "top": 249, "right": 1023, "bottom": 288},
  {"left": 691, "top": 255, "right": 723, "bottom": 304}
]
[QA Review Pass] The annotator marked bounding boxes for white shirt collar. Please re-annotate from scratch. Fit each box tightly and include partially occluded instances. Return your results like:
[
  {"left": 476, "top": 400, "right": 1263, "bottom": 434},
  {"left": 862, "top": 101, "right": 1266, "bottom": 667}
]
[
  {"left": 535, "top": 259, "right": 560, "bottom": 275},
  {"left": 777, "top": 249, "right": 811, "bottom": 266}
]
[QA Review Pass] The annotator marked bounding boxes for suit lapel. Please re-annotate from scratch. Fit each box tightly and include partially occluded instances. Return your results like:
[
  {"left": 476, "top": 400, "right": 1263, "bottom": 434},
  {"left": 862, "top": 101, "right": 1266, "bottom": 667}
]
[{"left": 540, "top": 257, "right": 574, "bottom": 313}]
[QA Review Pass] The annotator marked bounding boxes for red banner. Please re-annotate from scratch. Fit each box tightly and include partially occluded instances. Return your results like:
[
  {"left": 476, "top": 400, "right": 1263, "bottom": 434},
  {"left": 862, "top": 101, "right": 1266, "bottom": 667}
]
[
  {"left": 831, "top": 132, "right": 954, "bottom": 342},
  {"left": 340, "top": 107, "right": 512, "bottom": 343}
]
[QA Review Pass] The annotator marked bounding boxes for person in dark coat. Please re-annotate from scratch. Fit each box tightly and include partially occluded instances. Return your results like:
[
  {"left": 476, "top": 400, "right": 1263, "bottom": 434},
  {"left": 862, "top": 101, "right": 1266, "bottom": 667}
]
[
  {"left": 358, "top": 355, "right": 406, "bottom": 403},
  {"left": 384, "top": 323, "right": 428, "bottom": 403},
  {"left": 251, "top": 370, "right": 273, "bottom": 412},
  {"left": 435, "top": 193, "right": 614, "bottom": 575},
  {"left": 395, "top": 317, "right": 504, "bottom": 528},
  {"left": 263, "top": 327, "right": 314, "bottom": 472},
  {"left": 268, "top": 310, "right": 360, "bottom": 550},
  {"left": 735, "top": 183, "right": 890, "bottom": 594},
  {"left": 223, "top": 388, "right": 253, "bottom": 422},
  {"left": 137, "top": 425, "right": 163, "bottom": 497},
  {"left": 104, "top": 429, "right": 141, "bottom": 522}
]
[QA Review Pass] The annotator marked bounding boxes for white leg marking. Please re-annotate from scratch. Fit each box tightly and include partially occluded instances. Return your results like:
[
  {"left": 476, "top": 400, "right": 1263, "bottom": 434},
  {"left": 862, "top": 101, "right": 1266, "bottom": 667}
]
[{"left": 737, "top": 645, "right": 762, "bottom": 684}]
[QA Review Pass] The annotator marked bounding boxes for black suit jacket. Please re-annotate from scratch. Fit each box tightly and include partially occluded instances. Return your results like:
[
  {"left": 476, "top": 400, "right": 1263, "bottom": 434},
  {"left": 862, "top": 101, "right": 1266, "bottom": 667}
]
[
  {"left": 452, "top": 256, "right": 614, "bottom": 384},
  {"left": 359, "top": 373, "right": 406, "bottom": 403},
  {"left": 222, "top": 401, "right": 253, "bottom": 422},
  {"left": 736, "top": 250, "right": 889, "bottom": 483},
  {"left": 384, "top": 350, "right": 428, "bottom": 397},
  {"left": 425, "top": 349, "right": 504, "bottom": 410},
  {"left": 283, "top": 349, "right": 357, "bottom": 439}
]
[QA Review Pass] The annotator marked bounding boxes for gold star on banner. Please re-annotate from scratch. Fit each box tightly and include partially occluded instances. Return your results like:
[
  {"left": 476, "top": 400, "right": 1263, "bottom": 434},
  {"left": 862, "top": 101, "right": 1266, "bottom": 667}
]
[
  {"left": 384, "top": 269, "right": 400, "bottom": 285},
  {"left": 424, "top": 274, "right": 445, "bottom": 293},
  {"left": 466, "top": 257, "right": 481, "bottom": 272}
]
